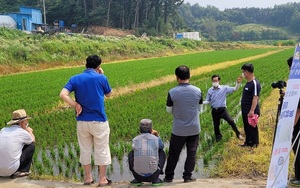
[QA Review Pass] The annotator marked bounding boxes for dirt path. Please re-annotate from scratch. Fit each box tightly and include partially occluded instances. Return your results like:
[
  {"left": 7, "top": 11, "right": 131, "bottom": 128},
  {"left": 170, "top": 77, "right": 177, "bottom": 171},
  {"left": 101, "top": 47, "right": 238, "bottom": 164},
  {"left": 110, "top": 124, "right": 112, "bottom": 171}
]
[
  {"left": 111, "top": 50, "right": 283, "bottom": 98},
  {"left": 0, "top": 176, "right": 269, "bottom": 188}
]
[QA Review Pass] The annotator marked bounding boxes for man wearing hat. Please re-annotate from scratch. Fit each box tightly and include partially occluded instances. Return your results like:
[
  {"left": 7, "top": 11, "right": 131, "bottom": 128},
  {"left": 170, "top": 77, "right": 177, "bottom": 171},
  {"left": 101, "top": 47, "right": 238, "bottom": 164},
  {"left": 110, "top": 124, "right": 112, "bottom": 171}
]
[
  {"left": 128, "top": 119, "right": 165, "bottom": 186},
  {"left": 0, "top": 109, "right": 35, "bottom": 177}
]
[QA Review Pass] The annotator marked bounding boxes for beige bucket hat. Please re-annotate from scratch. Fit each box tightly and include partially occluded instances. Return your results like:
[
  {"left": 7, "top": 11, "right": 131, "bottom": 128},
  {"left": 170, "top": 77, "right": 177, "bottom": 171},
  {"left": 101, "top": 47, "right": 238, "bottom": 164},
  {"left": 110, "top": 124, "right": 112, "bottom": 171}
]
[{"left": 7, "top": 109, "right": 32, "bottom": 125}]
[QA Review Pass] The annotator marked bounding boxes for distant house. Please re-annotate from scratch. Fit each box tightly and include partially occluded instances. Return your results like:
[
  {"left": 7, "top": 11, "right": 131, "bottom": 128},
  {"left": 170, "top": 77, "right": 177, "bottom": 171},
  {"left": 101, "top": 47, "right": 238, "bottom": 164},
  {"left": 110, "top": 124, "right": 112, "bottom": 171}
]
[
  {"left": 0, "top": 6, "right": 42, "bottom": 32},
  {"left": 175, "top": 32, "right": 201, "bottom": 41}
]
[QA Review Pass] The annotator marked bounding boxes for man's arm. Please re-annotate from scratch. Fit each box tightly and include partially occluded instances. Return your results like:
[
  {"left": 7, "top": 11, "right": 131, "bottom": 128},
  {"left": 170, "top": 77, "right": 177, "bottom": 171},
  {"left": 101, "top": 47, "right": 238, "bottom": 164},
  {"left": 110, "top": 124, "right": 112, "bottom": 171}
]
[
  {"left": 203, "top": 89, "right": 211, "bottom": 105},
  {"left": 105, "top": 91, "right": 112, "bottom": 98},
  {"left": 166, "top": 92, "right": 173, "bottom": 114},
  {"left": 295, "top": 108, "right": 300, "bottom": 126},
  {"left": 59, "top": 88, "right": 82, "bottom": 117},
  {"left": 249, "top": 96, "right": 259, "bottom": 116},
  {"left": 233, "top": 76, "right": 242, "bottom": 91},
  {"left": 26, "top": 127, "right": 35, "bottom": 143}
]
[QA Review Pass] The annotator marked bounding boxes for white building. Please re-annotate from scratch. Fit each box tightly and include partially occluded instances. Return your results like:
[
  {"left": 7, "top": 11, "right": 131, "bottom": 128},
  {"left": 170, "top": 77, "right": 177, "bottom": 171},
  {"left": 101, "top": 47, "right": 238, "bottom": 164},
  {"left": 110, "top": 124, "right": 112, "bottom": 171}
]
[{"left": 175, "top": 32, "right": 201, "bottom": 41}]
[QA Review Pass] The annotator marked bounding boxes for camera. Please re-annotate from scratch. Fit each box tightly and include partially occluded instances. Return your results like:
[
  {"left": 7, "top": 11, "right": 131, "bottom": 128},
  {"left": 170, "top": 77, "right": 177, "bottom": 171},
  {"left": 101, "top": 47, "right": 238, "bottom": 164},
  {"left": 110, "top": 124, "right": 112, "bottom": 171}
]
[{"left": 271, "top": 80, "right": 286, "bottom": 89}]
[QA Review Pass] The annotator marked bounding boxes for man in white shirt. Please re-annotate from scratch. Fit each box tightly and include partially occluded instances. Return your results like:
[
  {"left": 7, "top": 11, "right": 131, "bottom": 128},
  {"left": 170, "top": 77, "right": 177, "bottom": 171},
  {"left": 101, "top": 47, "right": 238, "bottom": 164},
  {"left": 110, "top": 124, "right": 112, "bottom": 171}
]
[{"left": 0, "top": 109, "right": 35, "bottom": 177}]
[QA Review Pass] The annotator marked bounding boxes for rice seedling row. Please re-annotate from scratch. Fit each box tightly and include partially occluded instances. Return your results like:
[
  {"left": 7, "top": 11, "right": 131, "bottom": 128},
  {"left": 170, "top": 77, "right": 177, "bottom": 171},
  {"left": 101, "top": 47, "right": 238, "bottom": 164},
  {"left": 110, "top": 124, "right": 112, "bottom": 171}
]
[{"left": 0, "top": 48, "right": 293, "bottom": 180}]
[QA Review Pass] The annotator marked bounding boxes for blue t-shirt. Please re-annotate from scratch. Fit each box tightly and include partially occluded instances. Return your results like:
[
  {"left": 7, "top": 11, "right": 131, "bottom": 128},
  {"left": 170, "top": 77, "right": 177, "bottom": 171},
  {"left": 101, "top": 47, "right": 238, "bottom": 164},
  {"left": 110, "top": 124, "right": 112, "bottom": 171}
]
[{"left": 64, "top": 69, "right": 112, "bottom": 121}]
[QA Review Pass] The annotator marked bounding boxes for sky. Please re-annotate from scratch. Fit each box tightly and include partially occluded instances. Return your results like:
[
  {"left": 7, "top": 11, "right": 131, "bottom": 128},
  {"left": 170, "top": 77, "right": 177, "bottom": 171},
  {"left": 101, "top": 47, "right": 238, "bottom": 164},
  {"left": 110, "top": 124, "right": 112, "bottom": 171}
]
[{"left": 184, "top": 0, "right": 300, "bottom": 10}]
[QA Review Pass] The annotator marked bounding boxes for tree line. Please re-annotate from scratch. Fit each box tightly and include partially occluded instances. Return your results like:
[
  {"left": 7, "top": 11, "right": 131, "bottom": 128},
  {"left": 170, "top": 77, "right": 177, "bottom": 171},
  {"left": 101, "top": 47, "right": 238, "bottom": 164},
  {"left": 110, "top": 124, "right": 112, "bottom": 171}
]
[
  {"left": 0, "top": 0, "right": 300, "bottom": 41},
  {"left": 179, "top": 2, "right": 300, "bottom": 41}
]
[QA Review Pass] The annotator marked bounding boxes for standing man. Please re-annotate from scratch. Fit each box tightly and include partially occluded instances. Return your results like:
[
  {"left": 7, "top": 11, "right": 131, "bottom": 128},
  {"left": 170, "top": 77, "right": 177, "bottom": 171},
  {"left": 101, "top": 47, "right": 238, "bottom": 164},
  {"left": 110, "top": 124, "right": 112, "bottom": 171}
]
[
  {"left": 164, "top": 65, "right": 203, "bottom": 183},
  {"left": 287, "top": 57, "right": 300, "bottom": 186},
  {"left": 240, "top": 63, "right": 261, "bottom": 148},
  {"left": 60, "top": 55, "right": 112, "bottom": 186},
  {"left": 128, "top": 119, "right": 165, "bottom": 186},
  {"left": 203, "top": 74, "right": 243, "bottom": 142},
  {"left": 0, "top": 109, "right": 35, "bottom": 178}
]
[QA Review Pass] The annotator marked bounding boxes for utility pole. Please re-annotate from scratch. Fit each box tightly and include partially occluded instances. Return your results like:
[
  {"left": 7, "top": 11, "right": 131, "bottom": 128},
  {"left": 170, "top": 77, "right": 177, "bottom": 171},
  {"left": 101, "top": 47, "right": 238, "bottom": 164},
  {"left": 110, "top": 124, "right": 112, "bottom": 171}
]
[{"left": 42, "top": 0, "right": 46, "bottom": 25}]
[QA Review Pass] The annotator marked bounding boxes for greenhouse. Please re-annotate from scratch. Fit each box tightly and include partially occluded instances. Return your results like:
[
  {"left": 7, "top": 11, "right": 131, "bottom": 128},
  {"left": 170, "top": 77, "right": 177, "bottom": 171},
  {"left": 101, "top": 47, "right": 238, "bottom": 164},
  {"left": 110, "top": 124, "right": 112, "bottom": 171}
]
[{"left": 0, "top": 15, "right": 16, "bottom": 29}]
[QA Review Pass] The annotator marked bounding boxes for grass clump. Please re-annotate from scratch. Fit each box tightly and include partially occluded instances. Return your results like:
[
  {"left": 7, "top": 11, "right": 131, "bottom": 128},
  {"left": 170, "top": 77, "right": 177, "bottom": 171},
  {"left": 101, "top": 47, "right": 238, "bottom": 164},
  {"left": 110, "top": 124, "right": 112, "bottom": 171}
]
[{"left": 215, "top": 89, "right": 294, "bottom": 179}]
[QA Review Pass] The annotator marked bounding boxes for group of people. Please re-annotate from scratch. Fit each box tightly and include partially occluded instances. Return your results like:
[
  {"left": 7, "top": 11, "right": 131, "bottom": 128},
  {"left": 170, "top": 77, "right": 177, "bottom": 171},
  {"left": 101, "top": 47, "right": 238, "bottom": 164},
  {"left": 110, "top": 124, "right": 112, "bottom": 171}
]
[{"left": 0, "top": 54, "right": 299, "bottom": 186}]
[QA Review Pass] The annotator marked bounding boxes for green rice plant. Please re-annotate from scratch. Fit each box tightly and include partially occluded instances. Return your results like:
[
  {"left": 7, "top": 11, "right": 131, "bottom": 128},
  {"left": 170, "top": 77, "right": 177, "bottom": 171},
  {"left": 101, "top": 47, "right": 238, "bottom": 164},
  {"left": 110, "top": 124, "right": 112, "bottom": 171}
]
[
  {"left": 0, "top": 47, "right": 294, "bottom": 179},
  {"left": 58, "top": 163, "right": 63, "bottom": 174},
  {"left": 65, "top": 169, "right": 70, "bottom": 178}
]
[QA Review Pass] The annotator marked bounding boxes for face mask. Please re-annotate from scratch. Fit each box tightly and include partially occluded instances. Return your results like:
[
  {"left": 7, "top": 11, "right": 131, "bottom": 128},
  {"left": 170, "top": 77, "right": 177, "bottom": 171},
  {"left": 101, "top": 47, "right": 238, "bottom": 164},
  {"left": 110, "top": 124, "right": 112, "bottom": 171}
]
[
  {"left": 241, "top": 73, "right": 245, "bottom": 78},
  {"left": 212, "top": 82, "right": 219, "bottom": 87},
  {"left": 26, "top": 123, "right": 29, "bottom": 128}
]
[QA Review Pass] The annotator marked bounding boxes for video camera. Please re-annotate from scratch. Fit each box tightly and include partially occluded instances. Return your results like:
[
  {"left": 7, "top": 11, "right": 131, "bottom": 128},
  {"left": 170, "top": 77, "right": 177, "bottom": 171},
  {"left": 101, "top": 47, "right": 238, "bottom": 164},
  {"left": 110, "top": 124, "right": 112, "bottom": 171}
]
[{"left": 271, "top": 80, "right": 286, "bottom": 89}]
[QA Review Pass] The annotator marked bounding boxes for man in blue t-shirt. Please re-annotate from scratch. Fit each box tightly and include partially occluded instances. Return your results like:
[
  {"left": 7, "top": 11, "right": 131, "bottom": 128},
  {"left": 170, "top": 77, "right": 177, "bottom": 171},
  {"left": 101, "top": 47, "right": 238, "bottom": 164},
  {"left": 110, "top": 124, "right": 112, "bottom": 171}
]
[
  {"left": 60, "top": 55, "right": 112, "bottom": 187},
  {"left": 240, "top": 63, "right": 261, "bottom": 148}
]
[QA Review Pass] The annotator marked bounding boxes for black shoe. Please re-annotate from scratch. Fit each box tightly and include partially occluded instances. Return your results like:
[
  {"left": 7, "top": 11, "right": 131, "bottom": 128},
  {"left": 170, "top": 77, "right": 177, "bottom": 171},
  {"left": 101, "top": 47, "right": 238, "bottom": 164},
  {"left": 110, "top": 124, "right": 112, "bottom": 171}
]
[
  {"left": 249, "top": 144, "right": 258, "bottom": 148},
  {"left": 130, "top": 179, "right": 143, "bottom": 186},
  {"left": 216, "top": 135, "right": 222, "bottom": 142},
  {"left": 184, "top": 177, "right": 197, "bottom": 183},
  {"left": 152, "top": 178, "right": 163, "bottom": 186},
  {"left": 240, "top": 143, "right": 249, "bottom": 147},
  {"left": 240, "top": 143, "right": 258, "bottom": 148},
  {"left": 163, "top": 178, "right": 173, "bottom": 183}
]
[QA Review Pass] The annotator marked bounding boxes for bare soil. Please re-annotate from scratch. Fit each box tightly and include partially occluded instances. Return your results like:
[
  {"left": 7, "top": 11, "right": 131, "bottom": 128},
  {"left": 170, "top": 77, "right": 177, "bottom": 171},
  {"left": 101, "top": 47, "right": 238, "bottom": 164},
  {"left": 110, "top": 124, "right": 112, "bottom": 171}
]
[{"left": 0, "top": 176, "right": 270, "bottom": 188}]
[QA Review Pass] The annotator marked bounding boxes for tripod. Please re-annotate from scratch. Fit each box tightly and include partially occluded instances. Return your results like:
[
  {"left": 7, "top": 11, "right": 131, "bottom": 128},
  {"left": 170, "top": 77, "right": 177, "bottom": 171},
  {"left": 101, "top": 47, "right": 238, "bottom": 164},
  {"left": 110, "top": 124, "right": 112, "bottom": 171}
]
[{"left": 272, "top": 88, "right": 285, "bottom": 148}]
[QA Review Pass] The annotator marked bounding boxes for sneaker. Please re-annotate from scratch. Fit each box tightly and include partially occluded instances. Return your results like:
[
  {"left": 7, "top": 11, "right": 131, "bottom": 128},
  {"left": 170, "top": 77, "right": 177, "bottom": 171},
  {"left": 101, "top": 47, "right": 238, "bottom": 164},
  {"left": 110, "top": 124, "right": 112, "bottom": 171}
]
[
  {"left": 291, "top": 179, "right": 300, "bottom": 185},
  {"left": 237, "top": 134, "right": 244, "bottom": 140},
  {"left": 152, "top": 178, "right": 163, "bottom": 186},
  {"left": 130, "top": 179, "right": 143, "bottom": 186},
  {"left": 163, "top": 178, "right": 173, "bottom": 183},
  {"left": 184, "top": 177, "right": 197, "bottom": 183}
]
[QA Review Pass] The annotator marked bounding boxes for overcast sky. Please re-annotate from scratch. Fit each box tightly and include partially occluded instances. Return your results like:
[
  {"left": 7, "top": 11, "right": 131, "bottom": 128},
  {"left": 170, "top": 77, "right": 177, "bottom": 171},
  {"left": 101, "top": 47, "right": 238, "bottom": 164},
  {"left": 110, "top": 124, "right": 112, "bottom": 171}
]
[{"left": 184, "top": 0, "right": 300, "bottom": 10}]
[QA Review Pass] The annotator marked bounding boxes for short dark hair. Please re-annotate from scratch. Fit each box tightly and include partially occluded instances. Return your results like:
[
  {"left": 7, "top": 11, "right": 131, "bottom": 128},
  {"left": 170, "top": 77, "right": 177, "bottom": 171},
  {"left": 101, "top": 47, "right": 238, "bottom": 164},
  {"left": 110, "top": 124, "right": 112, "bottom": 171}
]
[
  {"left": 140, "top": 119, "right": 152, "bottom": 133},
  {"left": 241, "top": 63, "right": 254, "bottom": 73},
  {"left": 287, "top": 56, "right": 293, "bottom": 68},
  {"left": 211, "top": 74, "right": 220, "bottom": 81},
  {"left": 175, "top": 65, "right": 190, "bottom": 80},
  {"left": 86, "top": 55, "right": 101, "bottom": 69}
]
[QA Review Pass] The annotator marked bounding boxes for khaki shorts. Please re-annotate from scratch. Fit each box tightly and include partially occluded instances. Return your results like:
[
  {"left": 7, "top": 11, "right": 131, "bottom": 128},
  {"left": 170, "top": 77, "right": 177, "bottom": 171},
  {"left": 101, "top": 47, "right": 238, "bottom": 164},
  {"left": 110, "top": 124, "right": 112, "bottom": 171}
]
[{"left": 77, "top": 121, "right": 111, "bottom": 166}]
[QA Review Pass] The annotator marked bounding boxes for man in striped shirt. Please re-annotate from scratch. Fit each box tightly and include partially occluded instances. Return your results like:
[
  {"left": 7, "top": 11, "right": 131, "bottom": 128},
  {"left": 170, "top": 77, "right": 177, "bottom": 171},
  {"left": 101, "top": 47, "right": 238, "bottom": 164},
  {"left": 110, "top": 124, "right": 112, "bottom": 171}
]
[{"left": 240, "top": 63, "right": 261, "bottom": 148}]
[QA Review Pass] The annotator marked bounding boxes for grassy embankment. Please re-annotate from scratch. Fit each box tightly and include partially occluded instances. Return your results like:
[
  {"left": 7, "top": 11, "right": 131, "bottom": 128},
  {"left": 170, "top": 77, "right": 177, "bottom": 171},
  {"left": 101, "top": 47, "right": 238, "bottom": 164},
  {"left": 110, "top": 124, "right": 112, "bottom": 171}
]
[{"left": 0, "top": 27, "right": 286, "bottom": 75}]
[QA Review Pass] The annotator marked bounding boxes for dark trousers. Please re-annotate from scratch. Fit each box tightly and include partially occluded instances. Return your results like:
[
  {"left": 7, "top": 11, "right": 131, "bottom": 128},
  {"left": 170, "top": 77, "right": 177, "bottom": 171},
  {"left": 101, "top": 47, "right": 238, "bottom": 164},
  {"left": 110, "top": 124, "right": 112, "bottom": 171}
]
[
  {"left": 242, "top": 113, "right": 259, "bottom": 146},
  {"left": 211, "top": 107, "right": 240, "bottom": 139},
  {"left": 17, "top": 143, "right": 35, "bottom": 172},
  {"left": 128, "top": 149, "right": 166, "bottom": 182},
  {"left": 165, "top": 134, "right": 199, "bottom": 180},
  {"left": 292, "top": 128, "right": 300, "bottom": 180}
]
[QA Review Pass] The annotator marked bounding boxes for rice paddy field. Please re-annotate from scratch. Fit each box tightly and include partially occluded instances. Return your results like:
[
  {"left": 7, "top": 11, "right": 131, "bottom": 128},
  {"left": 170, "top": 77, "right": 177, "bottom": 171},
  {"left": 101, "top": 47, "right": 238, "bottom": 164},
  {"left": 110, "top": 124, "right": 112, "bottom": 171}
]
[{"left": 0, "top": 47, "right": 294, "bottom": 181}]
